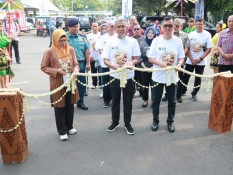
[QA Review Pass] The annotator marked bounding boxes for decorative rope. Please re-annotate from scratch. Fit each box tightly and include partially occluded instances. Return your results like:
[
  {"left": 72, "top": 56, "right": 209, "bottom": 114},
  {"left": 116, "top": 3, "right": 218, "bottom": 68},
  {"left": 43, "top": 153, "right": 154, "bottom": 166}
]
[
  {"left": 77, "top": 78, "right": 116, "bottom": 88},
  {"left": 0, "top": 66, "right": 231, "bottom": 99},
  {"left": 0, "top": 113, "right": 25, "bottom": 133}
]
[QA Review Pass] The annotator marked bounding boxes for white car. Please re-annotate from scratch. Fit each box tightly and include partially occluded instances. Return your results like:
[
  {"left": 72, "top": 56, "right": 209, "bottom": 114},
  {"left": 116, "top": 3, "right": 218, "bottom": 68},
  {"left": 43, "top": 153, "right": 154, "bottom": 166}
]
[{"left": 26, "top": 22, "right": 35, "bottom": 30}]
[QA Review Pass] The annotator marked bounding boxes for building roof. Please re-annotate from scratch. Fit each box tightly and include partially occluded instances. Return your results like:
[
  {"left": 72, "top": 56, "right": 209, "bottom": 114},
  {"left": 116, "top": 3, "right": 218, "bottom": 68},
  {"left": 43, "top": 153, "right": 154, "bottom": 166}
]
[{"left": 21, "top": 0, "right": 60, "bottom": 12}]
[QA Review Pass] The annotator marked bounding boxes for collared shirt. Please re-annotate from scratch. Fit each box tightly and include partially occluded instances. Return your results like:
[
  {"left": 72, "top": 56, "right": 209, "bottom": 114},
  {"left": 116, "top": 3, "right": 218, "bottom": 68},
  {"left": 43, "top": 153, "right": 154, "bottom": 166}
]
[
  {"left": 66, "top": 32, "right": 89, "bottom": 61},
  {"left": 3, "top": 21, "right": 20, "bottom": 41},
  {"left": 217, "top": 29, "right": 233, "bottom": 65}
]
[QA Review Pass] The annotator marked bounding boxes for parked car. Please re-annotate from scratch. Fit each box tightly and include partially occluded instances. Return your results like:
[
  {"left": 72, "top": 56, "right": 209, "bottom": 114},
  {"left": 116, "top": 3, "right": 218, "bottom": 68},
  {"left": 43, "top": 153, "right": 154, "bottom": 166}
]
[
  {"left": 26, "top": 17, "right": 36, "bottom": 27},
  {"left": 26, "top": 22, "right": 35, "bottom": 31},
  {"left": 140, "top": 16, "right": 163, "bottom": 30},
  {"left": 78, "top": 16, "right": 92, "bottom": 32},
  {"left": 204, "top": 21, "right": 216, "bottom": 37}
]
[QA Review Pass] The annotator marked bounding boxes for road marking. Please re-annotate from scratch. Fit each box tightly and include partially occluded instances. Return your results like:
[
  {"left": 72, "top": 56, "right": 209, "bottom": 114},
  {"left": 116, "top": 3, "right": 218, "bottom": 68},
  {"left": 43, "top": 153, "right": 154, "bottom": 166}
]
[{"left": 9, "top": 81, "right": 29, "bottom": 85}]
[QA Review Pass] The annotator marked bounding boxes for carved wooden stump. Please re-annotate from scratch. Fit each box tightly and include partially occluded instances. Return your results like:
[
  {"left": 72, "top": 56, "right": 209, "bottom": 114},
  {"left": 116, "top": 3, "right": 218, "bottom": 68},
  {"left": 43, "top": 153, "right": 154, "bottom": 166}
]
[
  {"left": 208, "top": 74, "right": 233, "bottom": 133},
  {"left": 0, "top": 90, "right": 28, "bottom": 163}
]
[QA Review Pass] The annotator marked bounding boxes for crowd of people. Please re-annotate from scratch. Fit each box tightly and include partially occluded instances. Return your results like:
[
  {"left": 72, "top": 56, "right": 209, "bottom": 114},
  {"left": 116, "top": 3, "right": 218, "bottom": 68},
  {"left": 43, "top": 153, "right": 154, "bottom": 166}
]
[{"left": 1, "top": 13, "right": 232, "bottom": 140}]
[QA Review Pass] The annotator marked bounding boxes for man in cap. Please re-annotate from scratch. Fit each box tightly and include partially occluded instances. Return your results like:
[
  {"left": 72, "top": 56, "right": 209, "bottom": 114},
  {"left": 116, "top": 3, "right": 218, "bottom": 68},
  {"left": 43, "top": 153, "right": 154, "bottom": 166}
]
[{"left": 66, "top": 18, "right": 90, "bottom": 110}]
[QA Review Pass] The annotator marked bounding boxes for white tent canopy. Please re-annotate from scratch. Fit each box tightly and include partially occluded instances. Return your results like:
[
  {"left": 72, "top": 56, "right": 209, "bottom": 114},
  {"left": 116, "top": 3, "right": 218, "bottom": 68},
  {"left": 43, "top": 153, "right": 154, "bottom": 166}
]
[{"left": 22, "top": 0, "right": 60, "bottom": 15}]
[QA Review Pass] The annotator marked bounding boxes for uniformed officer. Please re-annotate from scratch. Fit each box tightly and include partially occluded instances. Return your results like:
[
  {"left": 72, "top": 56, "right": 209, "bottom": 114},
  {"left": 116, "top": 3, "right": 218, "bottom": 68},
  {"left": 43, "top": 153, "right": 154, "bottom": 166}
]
[{"left": 66, "top": 18, "right": 90, "bottom": 110}]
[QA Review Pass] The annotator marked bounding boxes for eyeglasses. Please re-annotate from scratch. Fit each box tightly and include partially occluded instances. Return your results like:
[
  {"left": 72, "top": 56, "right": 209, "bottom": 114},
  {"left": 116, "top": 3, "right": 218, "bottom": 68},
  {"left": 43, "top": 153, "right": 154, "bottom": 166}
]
[
  {"left": 116, "top": 25, "right": 126, "bottom": 29},
  {"left": 110, "top": 26, "right": 115, "bottom": 28},
  {"left": 133, "top": 28, "right": 140, "bottom": 31},
  {"left": 163, "top": 24, "right": 173, "bottom": 28}
]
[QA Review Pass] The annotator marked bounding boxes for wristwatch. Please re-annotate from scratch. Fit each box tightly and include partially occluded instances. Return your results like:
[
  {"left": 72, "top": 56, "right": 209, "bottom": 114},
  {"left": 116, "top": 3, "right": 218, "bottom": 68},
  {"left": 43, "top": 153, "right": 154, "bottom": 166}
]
[{"left": 200, "top": 57, "right": 203, "bottom": 61}]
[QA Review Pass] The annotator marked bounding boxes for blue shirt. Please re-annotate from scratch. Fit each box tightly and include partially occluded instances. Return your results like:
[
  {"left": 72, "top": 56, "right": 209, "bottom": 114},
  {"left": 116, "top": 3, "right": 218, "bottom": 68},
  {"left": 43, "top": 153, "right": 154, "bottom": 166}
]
[{"left": 66, "top": 32, "right": 89, "bottom": 61}]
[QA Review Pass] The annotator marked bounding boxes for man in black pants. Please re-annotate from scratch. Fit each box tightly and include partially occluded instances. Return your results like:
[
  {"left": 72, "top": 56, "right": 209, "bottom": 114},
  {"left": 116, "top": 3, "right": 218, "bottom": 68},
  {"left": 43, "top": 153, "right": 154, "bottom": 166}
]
[
  {"left": 180, "top": 18, "right": 212, "bottom": 101},
  {"left": 4, "top": 16, "right": 21, "bottom": 64},
  {"left": 148, "top": 17, "right": 185, "bottom": 133},
  {"left": 103, "top": 18, "right": 140, "bottom": 135},
  {"left": 162, "top": 18, "right": 190, "bottom": 103},
  {"left": 96, "top": 20, "right": 116, "bottom": 108}
]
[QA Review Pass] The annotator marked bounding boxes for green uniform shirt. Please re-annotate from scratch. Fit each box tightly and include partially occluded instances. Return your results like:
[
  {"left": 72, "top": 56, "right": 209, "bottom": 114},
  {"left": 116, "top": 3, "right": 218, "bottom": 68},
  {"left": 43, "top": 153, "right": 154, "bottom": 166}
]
[{"left": 66, "top": 32, "right": 89, "bottom": 61}]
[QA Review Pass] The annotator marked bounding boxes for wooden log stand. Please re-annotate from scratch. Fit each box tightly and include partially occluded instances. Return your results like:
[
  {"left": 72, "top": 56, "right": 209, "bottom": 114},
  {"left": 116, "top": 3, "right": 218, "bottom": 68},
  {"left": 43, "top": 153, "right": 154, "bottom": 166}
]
[
  {"left": 0, "top": 89, "right": 28, "bottom": 163},
  {"left": 208, "top": 74, "right": 233, "bottom": 133}
]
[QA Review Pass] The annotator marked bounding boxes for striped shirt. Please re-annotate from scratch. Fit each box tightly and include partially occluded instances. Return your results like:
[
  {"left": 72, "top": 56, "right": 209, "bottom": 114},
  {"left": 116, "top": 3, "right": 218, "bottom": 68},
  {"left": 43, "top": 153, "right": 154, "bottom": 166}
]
[{"left": 217, "top": 29, "right": 233, "bottom": 65}]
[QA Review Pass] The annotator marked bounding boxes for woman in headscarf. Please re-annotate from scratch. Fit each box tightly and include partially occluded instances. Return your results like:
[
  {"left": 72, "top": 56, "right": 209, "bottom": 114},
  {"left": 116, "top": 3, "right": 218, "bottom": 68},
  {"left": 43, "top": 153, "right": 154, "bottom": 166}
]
[
  {"left": 41, "top": 29, "right": 79, "bottom": 141},
  {"left": 138, "top": 26, "right": 158, "bottom": 108}
]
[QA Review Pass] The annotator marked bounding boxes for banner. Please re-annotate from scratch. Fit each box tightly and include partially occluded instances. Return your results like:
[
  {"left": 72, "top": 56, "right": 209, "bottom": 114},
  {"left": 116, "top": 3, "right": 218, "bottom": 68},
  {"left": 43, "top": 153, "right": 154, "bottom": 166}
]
[
  {"left": 195, "top": 0, "right": 204, "bottom": 19},
  {"left": 39, "top": 0, "right": 49, "bottom": 16},
  {"left": 122, "top": 0, "right": 132, "bottom": 19}
]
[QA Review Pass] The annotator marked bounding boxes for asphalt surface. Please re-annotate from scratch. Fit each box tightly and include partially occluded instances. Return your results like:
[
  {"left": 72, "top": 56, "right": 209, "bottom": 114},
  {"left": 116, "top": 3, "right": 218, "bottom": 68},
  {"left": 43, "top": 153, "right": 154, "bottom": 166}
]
[{"left": 0, "top": 30, "right": 233, "bottom": 175}]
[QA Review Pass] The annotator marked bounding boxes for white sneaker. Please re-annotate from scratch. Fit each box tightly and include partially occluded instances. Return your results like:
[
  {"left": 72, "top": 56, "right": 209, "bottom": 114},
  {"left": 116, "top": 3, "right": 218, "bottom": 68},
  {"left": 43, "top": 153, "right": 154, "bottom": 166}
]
[
  {"left": 60, "top": 134, "right": 68, "bottom": 141},
  {"left": 68, "top": 128, "right": 77, "bottom": 135},
  {"left": 99, "top": 92, "right": 103, "bottom": 98}
]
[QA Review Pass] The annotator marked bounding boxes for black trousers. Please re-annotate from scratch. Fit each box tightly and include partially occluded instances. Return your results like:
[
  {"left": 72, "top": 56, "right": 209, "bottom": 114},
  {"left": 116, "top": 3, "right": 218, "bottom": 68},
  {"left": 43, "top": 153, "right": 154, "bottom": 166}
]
[
  {"left": 134, "top": 69, "right": 142, "bottom": 94},
  {"left": 54, "top": 91, "right": 74, "bottom": 135},
  {"left": 176, "top": 66, "right": 185, "bottom": 98},
  {"left": 141, "top": 71, "right": 152, "bottom": 101},
  {"left": 102, "top": 67, "right": 111, "bottom": 104},
  {"left": 218, "top": 65, "right": 233, "bottom": 73},
  {"left": 181, "top": 64, "right": 205, "bottom": 95},
  {"left": 90, "top": 61, "right": 101, "bottom": 86},
  {"left": 110, "top": 78, "right": 134, "bottom": 125},
  {"left": 10, "top": 40, "right": 20, "bottom": 63},
  {"left": 151, "top": 82, "right": 177, "bottom": 124}
]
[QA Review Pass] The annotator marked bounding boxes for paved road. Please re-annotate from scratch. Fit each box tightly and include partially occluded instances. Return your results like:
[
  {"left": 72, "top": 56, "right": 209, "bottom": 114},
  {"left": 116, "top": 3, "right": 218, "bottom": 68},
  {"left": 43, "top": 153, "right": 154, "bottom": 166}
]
[{"left": 0, "top": 31, "right": 233, "bottom": 175}]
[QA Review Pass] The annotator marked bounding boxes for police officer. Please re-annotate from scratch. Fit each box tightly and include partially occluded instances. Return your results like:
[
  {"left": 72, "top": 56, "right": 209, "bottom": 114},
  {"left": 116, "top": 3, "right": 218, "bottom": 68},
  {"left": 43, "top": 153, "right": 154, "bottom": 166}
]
[{"left": 66, "top": 18, "right": 90, "bottom": 110}]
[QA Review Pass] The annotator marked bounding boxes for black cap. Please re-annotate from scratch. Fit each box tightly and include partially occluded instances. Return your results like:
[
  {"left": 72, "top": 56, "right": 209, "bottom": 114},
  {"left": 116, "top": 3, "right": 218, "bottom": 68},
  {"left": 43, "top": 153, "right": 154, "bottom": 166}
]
[{"left": 67, "top": 18, "right": 79, "bottom": 27}]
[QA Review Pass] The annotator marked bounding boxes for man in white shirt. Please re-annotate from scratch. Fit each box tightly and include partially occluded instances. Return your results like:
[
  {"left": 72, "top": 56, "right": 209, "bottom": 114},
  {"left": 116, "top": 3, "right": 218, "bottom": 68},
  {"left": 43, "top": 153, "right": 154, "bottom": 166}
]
[
  {"left": 103, "top": 18, "right": 141, "bottom": 135},
  {"left": 148, "top": 17, "right": 185, "bottom": 133},
  {"left": 181, "top": 18, "right": 212, "bottom": 101},
  {"left": 87, "top": 22, "right": 101, "bottom": 88},
  {"left": 3, "top": 15, "right": 21, "bottom": 64},
  {"left": 96, "top": 20, "right": 117, "bottom": 108}
]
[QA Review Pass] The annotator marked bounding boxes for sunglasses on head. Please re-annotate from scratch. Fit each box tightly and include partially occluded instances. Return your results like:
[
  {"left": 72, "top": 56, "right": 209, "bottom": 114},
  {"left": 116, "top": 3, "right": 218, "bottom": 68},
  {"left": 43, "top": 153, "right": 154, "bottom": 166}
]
[{"left": 163, "top": 24, "right": 173, "bottom": 28}]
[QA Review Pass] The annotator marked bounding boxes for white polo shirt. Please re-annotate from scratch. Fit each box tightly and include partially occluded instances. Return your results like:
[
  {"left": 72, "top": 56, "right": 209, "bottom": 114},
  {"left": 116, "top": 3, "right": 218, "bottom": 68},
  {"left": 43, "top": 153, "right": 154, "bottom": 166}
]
[
  {"left": 186, "top": 30, "right": 212, "bottom": 66},
  {"left": 102, "top": 36, "right": 141, "bottom": 79},
  {"left": 148, "top": 35, "right": 185, "bottom": 84}
]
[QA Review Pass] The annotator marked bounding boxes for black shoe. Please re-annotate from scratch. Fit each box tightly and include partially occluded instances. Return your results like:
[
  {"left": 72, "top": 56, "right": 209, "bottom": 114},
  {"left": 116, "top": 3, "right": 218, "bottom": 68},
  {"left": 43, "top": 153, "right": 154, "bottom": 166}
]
[
  {"left": 77, "top": 104, "right": 88, "bottom": 110},
  {"left": 151, "top": 122, "right": 159, "bottom": 131},
  {"left": 142, "top": 101, "right": 148, "bottom": 108},
  {"left": 103, "top": 102, "right": 110, "bottom": 108},
  {"left": 17, "top": 62, "right": 21, "bottom": 64},
  {"left": 162, "top": 96, "right": 168, "bottom": 102},
  {"left": 167, "top": 123, "right": 175, "bottom": 133},
  {"left": 177, "top": 97, "right": 183, "bottom": 103},
  {"left": 107, "top": 123, "right": 119, "bottom": 132},
  {"left": 191, "top": 92, "right": 197, "bottom": 101},
  {"left": 125, "top": 124, "right": 135, "bottom": 135},
  {"left": 84, "top": 92, "right": 88, "bottom": 96}
]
